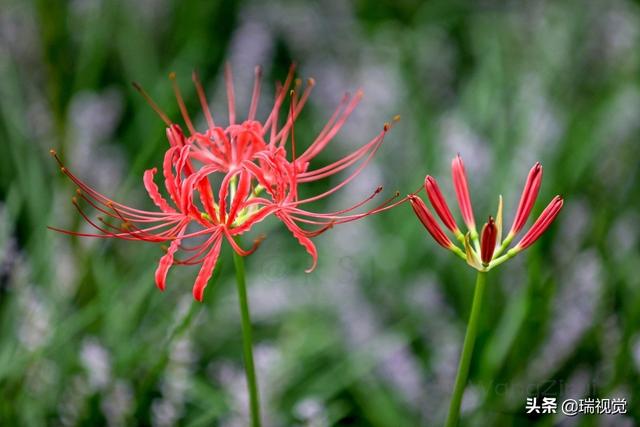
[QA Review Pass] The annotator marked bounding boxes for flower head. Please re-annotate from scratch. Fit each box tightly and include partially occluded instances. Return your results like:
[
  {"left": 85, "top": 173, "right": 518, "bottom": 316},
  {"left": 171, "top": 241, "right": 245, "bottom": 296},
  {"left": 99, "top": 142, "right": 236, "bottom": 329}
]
[
  {"left": 50, "top": 65, "right": 403, "bottom": 300},
  {"left": 409, "top": 155, "right": 563, "bottom": 271}
]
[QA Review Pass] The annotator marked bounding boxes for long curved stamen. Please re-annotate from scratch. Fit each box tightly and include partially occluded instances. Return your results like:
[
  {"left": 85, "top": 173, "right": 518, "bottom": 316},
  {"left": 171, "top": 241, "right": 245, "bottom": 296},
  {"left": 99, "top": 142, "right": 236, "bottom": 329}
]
[
  {"left": 224, "top": 62, "right": 236, "bottom": 125},
  {"left": 51, "top": 151, "right": 177, "bottom": 219},
  {"left": 298, "top": 92, "right": 351, "bottom": 163},
  {"left": 225, "top": 229, "right": 265, "bottom": 256},
  {"left": 298, "top": 90, "right": 362, "bottom": 163},
  {"left": 192, "top": 70, "right": 216, "bottom": 130},
  {"left": 248, "top": 66, "right": 262, "bottom": 121},
  {"left": 263, "top": 63, "right": 296, "bottom": 134},
  {"left": 275, "top": 78, "right": 315, "bottom": 146},
  {"left": 169, "top": 72, "right": 196, "bottom": 135},
  {"left": 292, "top": 120, "right": 395, "bottom": 205},
  {"left": 131, "top": 82, "right": 172, "bottom": 126}
]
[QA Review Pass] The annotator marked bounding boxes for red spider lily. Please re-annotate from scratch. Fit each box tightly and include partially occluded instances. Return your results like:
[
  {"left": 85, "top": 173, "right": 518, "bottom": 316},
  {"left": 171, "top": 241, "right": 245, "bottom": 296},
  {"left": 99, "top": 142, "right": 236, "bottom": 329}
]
[
  {"left": 50, "top": 64, "right": 404, "bottom": 300},
  {"left": 409, "top": 155, "right": 563, "bottom": 271}
]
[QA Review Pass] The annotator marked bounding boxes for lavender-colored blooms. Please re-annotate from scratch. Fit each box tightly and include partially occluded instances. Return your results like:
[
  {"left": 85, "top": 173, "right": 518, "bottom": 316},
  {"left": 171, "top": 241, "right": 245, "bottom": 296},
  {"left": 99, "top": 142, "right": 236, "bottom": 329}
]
[
  {"left": 631, "top": 334, "right": 640, "bottom": 373},
  {"left": 68, "top": 89, "right": 125, "bottom": 191},
  {"left": 24, "top": 358, "right": 59, "bottom": 397},
  {"left": 377, "top": 336, "right": 425, "bottom": 408},
  {"left": 152, "top": 336, "right": 197, "bottom": 427},
  {"left": 293, "top": 397, "right": 328, "bottom": 427},
  {"left": 527, "top": 251, "right": 603, "bottom": 383},
  {"left": 406, "top": 276, "right": 462, "bottom": 423},
  {"left": 17, "top": 285, "right": 52, "bottom": 352},
  {"left": 215, "top": 345, "right": 283, "bottom": 427},
  {"left": 553, "top": 199, "right": 592, "bottom": 263},
  {"left": 58, "top": 375, "right": 90, "bottom": 426},
  {"left": 439, "top": 113, "right": 491, "bottom": 181},
  {"left": 608, "top": 211, "right": 639, "bottom": 258},
  {"left": 102, "top": 380, "right": 134, "bottom": 427},
  {"left": 514, "top": 75, "right": 564, "bottom": 161},
  {"left": 80, "top": 337, "right": 112, "bottom": 391}
]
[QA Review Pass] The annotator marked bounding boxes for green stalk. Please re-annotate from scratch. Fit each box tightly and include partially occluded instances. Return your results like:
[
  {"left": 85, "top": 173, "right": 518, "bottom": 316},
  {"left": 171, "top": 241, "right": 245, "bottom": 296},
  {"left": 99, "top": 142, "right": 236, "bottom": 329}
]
[
  {"left": 445, "top": 271, "right": 487, "bottom": 427},
  {"left": 232, "top": 248, "right": 261, "bottom": 427}
]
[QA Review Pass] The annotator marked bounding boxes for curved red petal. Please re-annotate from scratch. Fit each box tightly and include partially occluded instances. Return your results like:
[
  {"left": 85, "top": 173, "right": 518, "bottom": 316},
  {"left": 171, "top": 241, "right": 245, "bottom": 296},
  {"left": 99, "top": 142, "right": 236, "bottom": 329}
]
[
  {"left": 144, "top": 168, "right": 176, "bottom": 213},
  {"left": 155, "top": 235, "right": 182, "bottom": 291},
  {"left": 192, "top": 237, "right": 223, "bottom": 302}
]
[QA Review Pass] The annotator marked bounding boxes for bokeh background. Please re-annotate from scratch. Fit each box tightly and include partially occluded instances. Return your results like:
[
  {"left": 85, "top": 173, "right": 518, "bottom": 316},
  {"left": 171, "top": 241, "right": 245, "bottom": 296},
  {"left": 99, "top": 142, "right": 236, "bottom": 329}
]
[{"left": 1, "top": 0, "right": 639, "bottom": 426}]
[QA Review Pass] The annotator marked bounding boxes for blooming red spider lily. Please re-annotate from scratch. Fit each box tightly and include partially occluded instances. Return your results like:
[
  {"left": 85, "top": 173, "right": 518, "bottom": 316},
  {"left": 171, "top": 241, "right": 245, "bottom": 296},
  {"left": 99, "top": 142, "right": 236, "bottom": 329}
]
[
  {"left": 410, "top": 155, "right": 563, "bottom": 271},
  {"left": 50, "top": 64, "right": 404, "bottom": 301}
]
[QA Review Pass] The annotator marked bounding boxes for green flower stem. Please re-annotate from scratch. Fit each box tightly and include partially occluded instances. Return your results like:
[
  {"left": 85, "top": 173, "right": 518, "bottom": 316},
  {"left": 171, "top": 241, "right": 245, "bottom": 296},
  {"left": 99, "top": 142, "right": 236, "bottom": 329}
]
[
  {"left": 232, "top": 247, "right": 261, "bottom": 427},
  {"left": 445, "top": 271, "right": 487, "bottom": 427}
]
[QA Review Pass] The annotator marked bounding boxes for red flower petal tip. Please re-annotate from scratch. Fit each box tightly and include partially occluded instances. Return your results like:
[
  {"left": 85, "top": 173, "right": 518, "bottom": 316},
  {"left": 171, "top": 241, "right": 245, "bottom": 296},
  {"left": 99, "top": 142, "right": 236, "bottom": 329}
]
[
  {"left": 409, "top": 195, "right": 453, "bottom": 249},
  {"left": 510, "top": 162, "right": 543, "bottom": 236},
  {"left": 451, "top": 155, "right": 476, "bottom": 232},
  {"left": 424, "top": 175, "right": 459, "bottom": 234},
  {"left": 515, "top": 196, "right": 563, "bottom": 250}
]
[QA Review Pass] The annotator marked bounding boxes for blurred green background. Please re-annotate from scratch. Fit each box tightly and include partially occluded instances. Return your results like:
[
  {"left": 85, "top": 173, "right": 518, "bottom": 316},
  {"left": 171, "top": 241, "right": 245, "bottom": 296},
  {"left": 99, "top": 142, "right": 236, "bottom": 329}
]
[{"left": 1, "top": 0, "right": 639, "bottom": 426}]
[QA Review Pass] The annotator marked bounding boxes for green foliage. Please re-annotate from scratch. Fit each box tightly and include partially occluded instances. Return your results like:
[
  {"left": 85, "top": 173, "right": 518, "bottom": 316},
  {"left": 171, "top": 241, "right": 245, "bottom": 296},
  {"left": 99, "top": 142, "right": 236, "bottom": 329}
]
[{"left": 0, "top": 0, "right": 639, "bottom": 425}]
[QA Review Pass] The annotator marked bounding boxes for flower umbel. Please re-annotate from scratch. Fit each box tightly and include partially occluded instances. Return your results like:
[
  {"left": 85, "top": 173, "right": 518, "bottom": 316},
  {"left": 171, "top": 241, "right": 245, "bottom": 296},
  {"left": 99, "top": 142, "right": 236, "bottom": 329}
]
[
  {"left": 50, "top": 64, "right": 403, "bottom": 301},
  {"left": 410, "top": 156, "right": 563, "bottom": 271}
]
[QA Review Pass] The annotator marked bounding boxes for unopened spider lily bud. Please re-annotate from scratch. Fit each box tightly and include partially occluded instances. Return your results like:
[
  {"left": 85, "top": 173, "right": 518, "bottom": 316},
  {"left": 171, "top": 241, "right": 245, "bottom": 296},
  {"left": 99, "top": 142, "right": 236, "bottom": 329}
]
[
  {"left": 451, "top": 154, "right": 476, "bottom": 234},
  {"left": 514, "top": 196, "right": 563, "bottom": 250},
  {"left": 424, "top": 175, "right": 460, "bottom": 235},
  {"left": 409, "top": 195, "right": 454, "bottom": 249},
  {"left": 480, "top": 216, "right": 498, "bottom": 265},
  {"left": 509, "top": 162, "right": 543, "bottom": 236}
]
